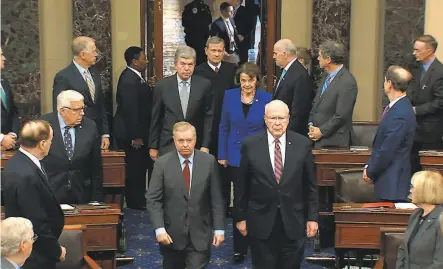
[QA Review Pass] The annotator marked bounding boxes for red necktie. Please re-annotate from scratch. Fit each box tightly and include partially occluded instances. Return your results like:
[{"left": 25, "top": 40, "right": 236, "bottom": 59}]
[
  {"left": 214, "top": 67, "right": 219, "bottom": 73},
  {"left": 183, "top": 160, "right": 191, "bottom": 193},
  {"left": 274, "top": 139, "right": 283, "bottom": 182}
]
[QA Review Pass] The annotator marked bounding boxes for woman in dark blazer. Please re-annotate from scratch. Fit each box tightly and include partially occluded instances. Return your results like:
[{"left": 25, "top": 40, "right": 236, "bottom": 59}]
[
  {"left": 396, "top": 170, "right": 443, "bottom": 269},
  {"left": 218, "top": 63, "right": 271, "bottom": 264}
]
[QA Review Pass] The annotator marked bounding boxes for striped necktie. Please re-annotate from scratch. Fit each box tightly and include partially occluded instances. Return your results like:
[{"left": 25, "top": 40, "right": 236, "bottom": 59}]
[
  {"left": 321, "top": 76, "right": 332, "bottom": 96},
  {"left": 274, "top": 138, "right": 283, "bottom": 182},
  {"left": 1, "top": 86, "right": 7, "bottom": 109},
  {"left": 276, "top": 69, "right": 287, "bottom": 90},
  {"left": 84, "top": 70, "right": 95, "bottom": 103}
]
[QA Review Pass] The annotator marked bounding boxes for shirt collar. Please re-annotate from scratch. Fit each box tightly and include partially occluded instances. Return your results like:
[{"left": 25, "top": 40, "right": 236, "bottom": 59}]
[
  {"left": 267, "top": 130, "right": 286, "bottom": 146},
  {"left": 328, "top": 64, "right": 343, "bottom": 78},
  {"left": 177, "top": 74, "right": 192, "bottom": 85},
  {"left": 57, "top": 112, "right": 68, "bottom": 129},
  {"left": 208, "top": 61, "right": 222, "bottom": 71},
  {"left": 284, "top": 58, "right": 298, "bottom": 71},
  {"left": 423, "top": 57, "right": 435, "bottom": 71},
  {"left": 73, "top": 60, "right": 89, "bottom": 76},
  {"left": 388, "top": 94, "right": 407, "bottom": 109},
  {"left": 222, "top": 15, "right": 231, "bottom": 22},
  {"left": 19, "top": 147, "right": 42, "bottom": 164},
  {"left": 127, "top": 66, "right": 143, "bottom": 79},
  {"left": 177, "top": 150, "right": 195, "bottom": 165}
]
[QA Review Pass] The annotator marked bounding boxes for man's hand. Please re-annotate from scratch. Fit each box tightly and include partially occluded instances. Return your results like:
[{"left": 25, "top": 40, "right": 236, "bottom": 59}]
[
  {"left": 306, "top": 221, "right": 318, "bottom": 238},
  {"left": 212, "top": 234, "right": 225, "bottom": 247},
  {"left": 308, "top": 126, "right": 323, "bottom": 141},
  {"left": 101, "top": 136, "right": 110, "bottom": 150},
  {"left": 200, "top": 147, "right": 209, "bottom": 153},
  {"left": 1, "top": 134, "right": 16, "bottom": 150},
  {"left": 156, "top": 232, "right": 173, "bottom": 246},
  {"left": 131, "top": 138, "right": 144, "bottom": 149},
  {"left": 149, "top": 149, "right": 159, "bottom": 161},
  {"left": 218, "top": 160, "right": 228, "bottom": 167},
  {"left": 363, "top": 169, "right": 373, "bottom": 184},
  {"left": 59, "top": 246, "right": 67, "bottom": 262},
  {"left": 238, "top": 34, "right": 245, "bottom": 42},
  {"left": 236, "top": 221, "right": 247, "bottom": 236}
]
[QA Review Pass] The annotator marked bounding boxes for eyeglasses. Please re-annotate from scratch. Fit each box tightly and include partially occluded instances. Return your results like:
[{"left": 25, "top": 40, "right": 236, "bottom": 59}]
[
  {"left": 63, "top": 106, "right": 87, "bottom": 113},
  {"left": 31, "top": 234, "right": 38, "bottom": 242},
  {"left": 266, "top": 116, "right": 288, "bottom": 123}
]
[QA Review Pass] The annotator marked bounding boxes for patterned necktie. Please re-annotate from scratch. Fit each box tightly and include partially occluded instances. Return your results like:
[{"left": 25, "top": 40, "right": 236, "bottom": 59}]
[
  {"left": 63, "top": 126, "right": 74, "bottom": 160},
  {"left": 274, "top": 138, "right": 283, "bottom": 182},
  {"left": 321, "top": 76, "right": 332, "bottom": 96},
  {"left": 179, "top": 81, "right": 189, "bottom": 117},
  {"left": 84, "top": 70, "right": 95, "bottom": 103},
  {"left": 381, "top": 105, "right": 390, "bottom": 119},
  {"left": 214, "top": 66, "right": 219, "bottom": 73},
  {"left": 276, "top": 69, "right": 287, "bottom": 90},
  {"left": 1, "top": 86, "right": 8, "bottom": 109},
  {"left": 183, "top": 159, "right": 191, "bottom": 194}
]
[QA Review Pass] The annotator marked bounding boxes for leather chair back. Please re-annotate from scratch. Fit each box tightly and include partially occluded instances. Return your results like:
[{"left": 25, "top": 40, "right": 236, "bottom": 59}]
[
  {"left": 380, "top": 228, "right": 406, "bottom": 269},
  {"left": 351, "top": 121, "right": 378, "bottom": 147},
  {"left": 335, "top": 169, "right": 376, "bottom": 203},
  {"left": 56, "top": 225, "right": 86, "bottom": 269}
]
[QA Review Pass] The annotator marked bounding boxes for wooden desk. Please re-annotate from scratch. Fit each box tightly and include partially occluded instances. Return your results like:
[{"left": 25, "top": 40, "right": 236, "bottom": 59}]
[{"left": 419, "top": 150, "right": 443, "bottom": 174}]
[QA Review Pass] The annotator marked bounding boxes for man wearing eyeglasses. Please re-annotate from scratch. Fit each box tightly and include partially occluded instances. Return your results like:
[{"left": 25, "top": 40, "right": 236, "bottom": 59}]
[{"left": 40, "top": 90, "right": 103, "bottom": 204}]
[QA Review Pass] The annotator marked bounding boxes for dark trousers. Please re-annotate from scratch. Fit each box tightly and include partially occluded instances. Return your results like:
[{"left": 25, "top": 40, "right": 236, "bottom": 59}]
[
  {"left": 228, "top": 165, "right": 249, "bottom": 255},
  {"left": 160, "top": 242, "right": 210, "bottom": 269},
  {"left": 117, "top": 139, "right": 153, "bottom": 208},
  {"left": 23, "top": 254, "right": 56, "bottom": 269},
  {"left": 249, "top": 210, "right": 305, "bottom": 269}
]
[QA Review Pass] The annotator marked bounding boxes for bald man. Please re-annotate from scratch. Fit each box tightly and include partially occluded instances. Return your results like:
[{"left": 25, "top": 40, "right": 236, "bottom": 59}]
[
  {"left": 53, "top": 36, "right": 110, "bottom": 150},
  {"left": 235, "top": 100, "right": 318, "bottom": 269},
  {"left": 363, "top": 66, "right": 416, "bottom": 202},
  {"left": 2, "top": 120, "right": 66, "bottom": 269},
  {"left": 273, "top": 39, "right": 314, "bottom": 136}
]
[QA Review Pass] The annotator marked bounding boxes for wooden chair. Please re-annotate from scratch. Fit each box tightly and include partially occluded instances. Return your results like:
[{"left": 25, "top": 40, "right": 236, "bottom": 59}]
[{"left": 374, "top": 227, "right": 406, "bottom": 269}]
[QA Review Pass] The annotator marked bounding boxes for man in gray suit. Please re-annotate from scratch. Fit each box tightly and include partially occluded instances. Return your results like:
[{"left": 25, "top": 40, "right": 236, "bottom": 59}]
[
  {"left": 147, "top": 122, "right": 225, "bottom": 269},
  {"left": 308, "top": 40, "right": 358, "bottom": 149}
]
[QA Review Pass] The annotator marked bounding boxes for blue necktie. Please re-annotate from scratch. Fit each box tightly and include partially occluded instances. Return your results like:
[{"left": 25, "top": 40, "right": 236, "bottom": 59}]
[
  {"left": 321, "top": 76, "right": 332, "bottom": 95},
  {"left": 1, "top": 86, "right": 7, "bottom": 109},
  {"left": 276, "top": 69, "right": 287, "bottom": 90}
]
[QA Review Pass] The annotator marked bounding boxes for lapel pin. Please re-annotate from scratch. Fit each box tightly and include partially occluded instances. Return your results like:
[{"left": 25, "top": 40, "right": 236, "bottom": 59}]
[
  {"left": 255, "top": 99, "right": 258, "bottom": 102},
  {"left": 288, "top": 141, "right": 291, "bottom": 145},
  {"left": 422, "top": 85, "right": 427, "bottom": 90}
]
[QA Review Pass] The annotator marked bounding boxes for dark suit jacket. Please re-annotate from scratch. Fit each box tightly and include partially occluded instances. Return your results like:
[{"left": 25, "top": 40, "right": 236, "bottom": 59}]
[
  {"left": 2, "top": 151, "right": 64, "bottom": 269},
  {"left": 113, "top": 68, "right": 152, "bottom": 141},
  {"left": 147, "top": 150, "right": 224, "bottom": 251},
  {"left": 233, "top": 5, "right": 257, "bottom": 63},
  {"left": 0, "top": 257, "right": 17, "bottom": 269},
  {"left": 396, "top": 205, "right": 443, "bottom": 269},
  {"left": 274, "top": 60, "right": 315, "bottom": 136},
  {"left": 149, "top": 74, "right": 214, "bottom": 155},
  {"left": 407, "top": 58, "right": 443, "bottom": 147},
  {"left": 367, "top": 97, "right": 416, "bottom": 201},
  {"left": 194, "top": 61, "right": 237, "bottom": 155},
  {"left": 210, "top": 17, "right": 240, "bottom": 54},
  {"left": 218, "top": 88, "right": 271, "bottom": 166},
  {"left": 40, "top": 112, "right": 103, "bottom": 204},
  {"left": 52, "top": 62, "right": 109, "bottom": 135},
  {"left": 1, "top": 77, "right": 20, "bottom": 135},
  {"left": 309, "top": 67, "right": 358, "bottom": 148},
  {"left": 235, "top": 131, "right": 319, "bottom": 240}
]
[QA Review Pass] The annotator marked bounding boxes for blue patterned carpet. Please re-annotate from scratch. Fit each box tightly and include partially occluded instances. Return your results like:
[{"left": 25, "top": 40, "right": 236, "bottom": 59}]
[{"left": 118, "top": 209, "right": 336, "bottom": 269}]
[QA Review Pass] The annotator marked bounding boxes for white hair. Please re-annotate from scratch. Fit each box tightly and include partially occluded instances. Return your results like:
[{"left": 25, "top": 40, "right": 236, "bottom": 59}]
[
  {"left": 56, "top": 90, "right": 85, "bottom": 111},
  {"left": 265, "top": 100, "right": 290, "bottom": 114},
  {"left": 1, "top": 217, "right": 34, "bottom": 257}
]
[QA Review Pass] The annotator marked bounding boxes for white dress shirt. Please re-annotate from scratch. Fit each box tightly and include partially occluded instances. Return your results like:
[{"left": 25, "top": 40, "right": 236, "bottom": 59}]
[
  {"left": 387, "top": 94, "right": 407, "bottom": 110},
  {"left": 267, "top": 130, "right": 286, "bottom": 171},
  {"left": 19, "top": 147, "right": 44, "bottom": 173},
  {"left": 127, "top": 66, "right": 144, "bottom": 81}
]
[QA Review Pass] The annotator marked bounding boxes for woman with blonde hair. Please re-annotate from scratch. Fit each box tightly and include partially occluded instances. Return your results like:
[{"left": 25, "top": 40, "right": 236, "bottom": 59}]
[{"left": 396, "top": 170, "right": 443, "bottom": 269}]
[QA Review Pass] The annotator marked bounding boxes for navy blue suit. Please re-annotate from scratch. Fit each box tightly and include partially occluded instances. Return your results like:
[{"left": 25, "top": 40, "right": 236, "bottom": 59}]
[
  {"left": 218, "top": 88, "right": 272, "bottom": 167},
  {"left": 367, "top": 96, "right": 417, "bottom": 201}
]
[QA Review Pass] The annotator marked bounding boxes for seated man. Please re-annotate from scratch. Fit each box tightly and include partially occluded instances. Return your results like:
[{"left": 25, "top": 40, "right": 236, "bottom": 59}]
[
  {"left": 1, "top": 217, "right": 36, "bottom": 269},
  {"left": 41, "top": 89, "right": 103, "bottom": 204}
]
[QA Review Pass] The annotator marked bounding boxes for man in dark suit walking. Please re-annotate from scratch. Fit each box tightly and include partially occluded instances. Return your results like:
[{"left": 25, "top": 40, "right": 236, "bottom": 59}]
[
  {"left": 53, "top": 36, "right": 110, "bottom": 150},
  {"left": 2, "top": 120, "right": 66, "bottom": 269},
  {"left": 364, "top": 66, "right": 416, "bottom": 202},
  {"left": 194, "top": 36, "right": 237, "bottom": 157},
  {"left": 273, "top": 39, "right": 314, "bottom": 136},
  {"left": 0, "top": 47, "right": 20, "bottom": 151},
  {"left": 407, "top": 35, "right": 443, "bottom": 174},
  {"left": 149, "top": 46, "right": 214, "bottom": 160},
  {"left": 308, "top": 40, "right": 358, "bottom": 149},
  {"left": 147, "top": 122, "right": 225, "bottom": 269},
  {"left": 229, "top": 0, "right": 257, "bottom": 64},
  {"left": 113, "top": 46, "right": 153, "bottom": 209},
  {"left": 41, "top": 90, "right": 103, "bottom": 204},
  {"left": 235, "top": 100, "right": 319, "bottom": 269},
  {"left": 210, "top": 2, "right": 241, "bottom": 64}
]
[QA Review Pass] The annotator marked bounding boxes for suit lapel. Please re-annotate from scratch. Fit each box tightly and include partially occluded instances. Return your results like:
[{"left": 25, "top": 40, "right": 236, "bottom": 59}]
[
  {"left": 403, "top": 209, "right": 421, "bottom": 250},
  {"left": 1, "top": 78, "right": 11, "bottom": 113},
  {"left": 279, "top": 134, "right": 294, "bottom": 183},
  {"left": 51, "top": 113, "right": 70, "bottom": 160},
  {"left": 316, "top": 69, "right": 345, "bottom": 107},
  {"left": 420, "top": 62, "right": 435, "bottom": 89},
  {"left": 189, "top": 151, "right": 203, "bottom": 200},
  {"left": 73, "top": 122, "right": 86, "bottom": 159},
  {"left": 90, "top": 68, "right": 100, "bottom": 100},
  {"left": 415, "top": 205, "right": 442, "bottom": 238},
  {"left": 259, "top": 133, "right": 278, "bottom": 186},
  {"left": 171, "top": 76, "right": 185, "bottom": 120},
  {"left": 186, "top": 77, "right": 200, "bottom": 119}
]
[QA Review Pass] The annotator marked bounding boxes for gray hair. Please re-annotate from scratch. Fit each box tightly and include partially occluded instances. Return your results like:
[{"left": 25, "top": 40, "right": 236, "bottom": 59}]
[
  {"left": 57, "top": 90, "right": 85, "bottom": 111},
  {"left": 265, "top": 100, "right": 290, "bottom": 115},
  {"left": 72, "top": 36, "right": 95, "bottom": 56},
  {"left": 319, "top": 40, "right": 346, "bottom": 65},
  {"left": 174, "top": 46, "right": 196, "bottom": 63},
  {"left": 1, "top": 217, "right": 34, "bottom": 257},
  {"left": 173, "top": 121, "right": 197, "bottom": 137},
  {"left": 279, "top": 40, "right": 297, "bottom": 57},
  {"left": 206, "top": 36, "right": 225, "bottom": 48}
]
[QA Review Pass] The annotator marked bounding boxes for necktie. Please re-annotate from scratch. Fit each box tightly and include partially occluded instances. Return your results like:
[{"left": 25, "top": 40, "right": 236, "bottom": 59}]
[
  {"left": 214, "top": 66, "right": 219, "bottom": 73},
  {"left": 274, "top": 138, "right": 283, "bottom": 182},
  {"left": 63, "top": 126, "right": 74, "bottom": 160},
  {"left": 183, "top": 159, "right": 191, "bottom": 194},
  {"left": 84, "top": 70, "right": 95, "bottom": 103},
  {"left": 421, "top": 65, "right": 427, "bottom": 81},
  {"left": 276, "top": 69, "right": 287, "bottom": 90},
  {"left": 321, "top": 76, "right": 332, "bottom": 96},
  {"left": 225, "top": 20, "right": 236, "bottom": 52},
  {"left": 381, "top": 105, "right": 390, "bottom": 119},
  {"left": 1, "top": 86, "right": 8, "bottom": 109},
  {"left": 179, "top": 81, "right": 189, "bottom": 117}
]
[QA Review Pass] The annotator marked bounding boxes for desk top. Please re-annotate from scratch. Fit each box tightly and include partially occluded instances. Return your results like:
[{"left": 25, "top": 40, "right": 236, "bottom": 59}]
[
  {"left": 333, "top": 203, "right": 414, "bottom": 215},
  {"left": 313, "top": 149, "right": 371, "bottom": 156},
  {"left": 1, "top": 150, "right": 125, "bottom": 160}
]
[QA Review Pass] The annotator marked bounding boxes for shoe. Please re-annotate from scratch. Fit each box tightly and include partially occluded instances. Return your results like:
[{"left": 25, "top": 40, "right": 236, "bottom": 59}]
[{"left": 233, "top": 253, "right": 245, "bottom": 264}]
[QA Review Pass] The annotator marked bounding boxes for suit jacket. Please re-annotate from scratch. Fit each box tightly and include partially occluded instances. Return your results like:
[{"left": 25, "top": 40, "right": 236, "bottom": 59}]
[
  {"left": 0, "top": 257, "right": 16, "bottom": 269},
  {"left": 210, "top": 17, "right": 241, "bottom": 54},
  {"left": 113, "top": 68, "right": 152, "bottom": 141},
  {"left": 407, "top": 58, "right": 443, "bottom": 147},
  {"left": 309, "top": 67, "right": 358, "bottom": 149},
  {"left": 40, "top": 112, "right": 103, "bottom": 204},
  {"left": 149, "top": 74, "right": 214, "bottom": 155},
  {"left": 52, "top": 62, "right": 109, "bottom": 135},
  {"left": 1, "top": 77, "right": 20, "bottom": 135},
  {"left": 274, "top": 60, "right": 315, "bottom": 136},
  {"left": 396, "top": 205, "right": 443, "bottom": 269},
  {"left": 194, "top": 61, "right": 237, "bottom": 155},
  {"left": 233, "top": 5, "right": 257, "bottom": 63},
  {"left": 218, "top": 88, "right": 271, "bottom": 166},
  {"left": 367, "top": 97, "right": 416, "bottom": 201},
  {"left": 147, "top": 150, "right": 224, "bottom": 251},
  {"left": 235, "top": 131, "right": 319, "bottom": 240},
  {"left": 2, "top": 151, "right": 64, "bottom": 269}
]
